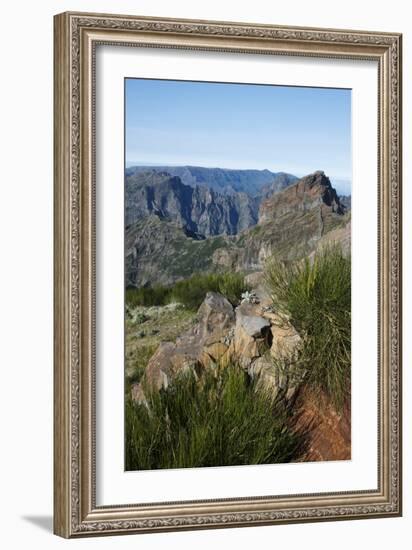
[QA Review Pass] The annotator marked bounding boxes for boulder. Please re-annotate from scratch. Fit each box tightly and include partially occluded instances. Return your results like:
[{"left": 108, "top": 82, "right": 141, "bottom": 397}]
[
  {"left": 143, "top": 342, "right": 176, "bottom": 391},
  {"left": 130, "top": 383, "right": 148, "bottom": 408},
  {"left": 249, "top": 355, "right": 281, "bottom": 398},
  {"left": 170, "top": 353, "right": 200, "bottom": 377},
  {"left": 270, "top": 315, "right": 302, "bottom": 361},
  {"left": 248, "top": 353, "right": 302, "bottom": 404},
  {"left": 197, "top": 291, "right": 235, "bottom": 345},
  {"left": 236, "top": 301, "right": 271, "bottom": 335},
  {"left": 142, "top": 293, "right": 235, "bottom": 391},
  {"left": 204, "top": 342, "right": 228, "bottom": 362},
  {"left": 232, "top": 325, "right": 263, "bottom": 368},
  {"left": 241, "top": 315, "right": 270, "bottom": 338},
  {"left": 226, "top": 301, "right": 272, "bottom": 368}
]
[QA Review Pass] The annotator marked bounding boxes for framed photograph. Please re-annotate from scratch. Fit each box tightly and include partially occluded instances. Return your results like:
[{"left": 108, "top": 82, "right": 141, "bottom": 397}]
[{"left": 53, "top": 11, "right": 402, "bottom": 538}]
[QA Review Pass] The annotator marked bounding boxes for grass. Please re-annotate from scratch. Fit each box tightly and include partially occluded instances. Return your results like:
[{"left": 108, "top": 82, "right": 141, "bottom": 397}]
[
  {"left": 125, "top": 304, "right": 197, "bottom": 384},
  {"left": 126, "top": 272, "right": 250, "bottom": 311},
  {"left": 125, "top": 363, "right": 300, "bottom": 470},
  {"left": 125, "top": 343, "right": 157, "bottom": 391},
  {"left": 125, "top": 285, "right": 170, "bottom": 308},
  {"left": 264, "top": 244, "right": 351, "bottom": 410}
]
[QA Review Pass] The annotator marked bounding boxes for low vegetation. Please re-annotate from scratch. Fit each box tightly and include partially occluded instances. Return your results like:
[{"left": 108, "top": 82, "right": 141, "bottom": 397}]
[
  {"left": 125, "top": 343, "right": 157, "bottom": 391},
  {"left": 125, "top": 363, "right": 300, "bottom": 470},
  {"left": 125, "top": 304, "right": 196, "bottom": 384},
  {"left": 126, "top": 272, "right": 250, "bottom": 311},
  {"left": 265, "top": 244, "right": 351, "bottom": 410}
]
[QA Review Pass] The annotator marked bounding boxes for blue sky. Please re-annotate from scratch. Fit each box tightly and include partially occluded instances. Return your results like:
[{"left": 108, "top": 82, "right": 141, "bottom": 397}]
[{"left": 125, "top": 78, "right": 352, "bottom": 194}]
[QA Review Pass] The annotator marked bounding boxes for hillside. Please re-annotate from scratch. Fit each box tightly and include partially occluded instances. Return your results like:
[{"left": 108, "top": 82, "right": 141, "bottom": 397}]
[
  {"left": 125, "top": 170, "right": 350, "bottom": 287},
  {"left": 125, "top": 170, "right": 259, "bottom": 236},
  {"left": 126, "top": 165, "right": 297, "bottom": 196}
]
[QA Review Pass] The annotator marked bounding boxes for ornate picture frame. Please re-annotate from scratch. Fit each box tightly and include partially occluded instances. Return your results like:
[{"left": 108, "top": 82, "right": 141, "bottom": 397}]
[{"left": 53, "top": 11, "right": 402, "bottom": 538}]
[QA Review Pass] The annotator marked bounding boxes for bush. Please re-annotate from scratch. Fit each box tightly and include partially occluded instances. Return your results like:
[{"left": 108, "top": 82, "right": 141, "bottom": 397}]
[
  {"left": 170, "top": 272, "right": 250, "bottom": 310},
  {"left": 126, "top": 285, "right": 171, "bottom": 308},
  {"left": 264, "top": 245, "right": 351, "bottom": 410},
  {"left": 126, "top": 272, "right": 250, "bottom": 311},
  {"left": 217, "top": 272, "right": 251, "bottom": 307},
  {"left": 125, "top": 363, "right": 300, "bottom": 470}
]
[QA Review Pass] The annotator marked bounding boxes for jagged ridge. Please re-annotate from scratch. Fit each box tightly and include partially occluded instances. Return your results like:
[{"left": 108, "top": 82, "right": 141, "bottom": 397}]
[
  {"left": 125, "top": 170, "right": 259, "bottom": 237},
  {"left": 125, "top": 171, "right": 350, "bottom": 287}
]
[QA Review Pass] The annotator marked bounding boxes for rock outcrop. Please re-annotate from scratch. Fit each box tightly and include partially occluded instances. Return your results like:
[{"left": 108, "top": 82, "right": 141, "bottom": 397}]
[
  {"left": 133, "top": 292, "right": 234, "bottom": 395},
  {"left": 258, "top": 170, "right": 345, "bottom": 224},
  {"left": 131, "top": 289, "right": 304, "bottom": 406}
]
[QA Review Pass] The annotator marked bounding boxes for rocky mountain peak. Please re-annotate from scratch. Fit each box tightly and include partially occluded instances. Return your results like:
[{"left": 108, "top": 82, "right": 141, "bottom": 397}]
[{"left": 258, "top": 171, "right": 345, "bottom": 224}]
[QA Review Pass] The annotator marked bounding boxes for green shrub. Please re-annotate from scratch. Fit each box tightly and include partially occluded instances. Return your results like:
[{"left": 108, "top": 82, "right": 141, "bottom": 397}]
[
  {"left": 170, "top": 272, "right": 250, "bottom": 310},
  {"left": 217, "top": 272, "right": 251, "bottom": 307},
  {"left": 125, "top": 363, "right": 299, "bottom": 470},
  {"left": 126, "top": 285, "right": 171, "bottom": 308},
  {"left": 126, "top": 272, "right": 250, "bottom": 311},
  {"left": 168, "top": 273, "right": 218, "bottom": 310},
  {"left": 264, "top": 245, "right": 351, "bottom": 410}
]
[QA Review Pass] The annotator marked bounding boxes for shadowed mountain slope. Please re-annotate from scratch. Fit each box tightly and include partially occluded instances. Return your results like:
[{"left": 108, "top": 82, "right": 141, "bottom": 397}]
[
  {"left": 126, "top": 171, "right": 350, "bottom": 287},
  {"left": 126, "top": 165, "right": 297, "bottom": 196}
]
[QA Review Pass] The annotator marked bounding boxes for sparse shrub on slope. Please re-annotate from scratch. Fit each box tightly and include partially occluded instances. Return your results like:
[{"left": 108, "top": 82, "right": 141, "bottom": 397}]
[
  {"left": 126, "top": 272, "right": 250, "bottom": 311},
  {"left": 217, "top": 272, "right": 251, "bottom": 307},
  {"left": 170, "top": 272, "right": 250, "bottom": 310},
  {"left": 125, "top": 363, "right": 299, "bottom": 470},
  {"left": 264, "top": 244, "right": 351, "bottom": 410},
  {"left": 126, "top": 285, "right": 171, "bottom": 308}
]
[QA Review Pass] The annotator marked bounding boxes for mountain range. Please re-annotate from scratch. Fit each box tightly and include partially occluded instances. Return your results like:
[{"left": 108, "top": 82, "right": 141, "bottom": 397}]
[
  {"left": 126, "top": 165, "right": 298, "bottom": 196},
  {"left": 125, "top": 170, "right": 259, "bottom": 236},
  {"left": 125, "top": 169, "right": 350, "bottom": 287}
]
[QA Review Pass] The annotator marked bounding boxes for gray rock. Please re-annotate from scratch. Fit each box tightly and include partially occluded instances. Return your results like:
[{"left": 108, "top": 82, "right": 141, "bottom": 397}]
[
  {"left": 197, "top": 292, "right": 235, "bottom": 344},
  {"left": 249, "top": 356, "right": 281, "bottom": 398},
  {"left": 236, "top": 301, "right": 270, "bottom": 338},
  {"left": 240, "top": 315, "right": 270, "bottom": 338},
  {"left": 130, "top": 383, "right": 149, "bottom": 408},
  {"left": 142, "top": 292, "right": 235, "bottom": 392},
  {"left": 143, "top": 342, "right": 176, "bottom": 391}
]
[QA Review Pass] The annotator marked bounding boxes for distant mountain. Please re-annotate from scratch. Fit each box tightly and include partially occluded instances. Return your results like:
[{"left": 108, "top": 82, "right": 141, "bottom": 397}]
[
  {"left": 339, "top": 195, "right": 352, "bottom": 211},
  {"left": 259, "top": 172, "right": 300, "bottom": 198},
  {"left": 125, "top": 170, "right": 259, "bottom": 237},
  {"left": 126, "top": 165, "right": 297, "bottom": 196},
  {"left": 126, "top": 171, "right": 350, "bottom": 287},
  {"left": 331, "top": 178, "right": 352, "bottom": 196}
]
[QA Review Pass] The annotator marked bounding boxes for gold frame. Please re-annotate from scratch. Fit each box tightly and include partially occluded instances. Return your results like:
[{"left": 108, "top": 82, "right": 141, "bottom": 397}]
[{"left": 53, "top": 11, "right": 402, "bottom": 538}]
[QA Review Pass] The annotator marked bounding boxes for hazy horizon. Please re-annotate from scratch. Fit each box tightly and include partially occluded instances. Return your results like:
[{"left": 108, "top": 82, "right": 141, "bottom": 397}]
[
  {"left": 126, "top": 78, "right": 352, "bottom": 195},
  {"left": 125, "top": 161, "right": 352, "bottom": 195}
]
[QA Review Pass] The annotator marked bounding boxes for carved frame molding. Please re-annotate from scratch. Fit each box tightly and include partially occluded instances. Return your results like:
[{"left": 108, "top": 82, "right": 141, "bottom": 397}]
[{"left": 53, "top": 12, "right": 402, "bottom": 538}]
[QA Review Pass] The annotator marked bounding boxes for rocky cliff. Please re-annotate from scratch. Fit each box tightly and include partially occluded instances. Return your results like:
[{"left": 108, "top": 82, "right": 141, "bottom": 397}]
[
  {"left": 125, "top": 171, "right": 350, "bottom": 287},
  {"left": 258, "top": 170, "right": 345, "bottom": 224},
  {"left": 125, "top": 170, "right": 259, "bottom": 236},
  {"left": 125, "top": 215, "right": 230, "bottom": 287},
  {"left": 126, "top": 165, "right": 297, "bottom": 196}
]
